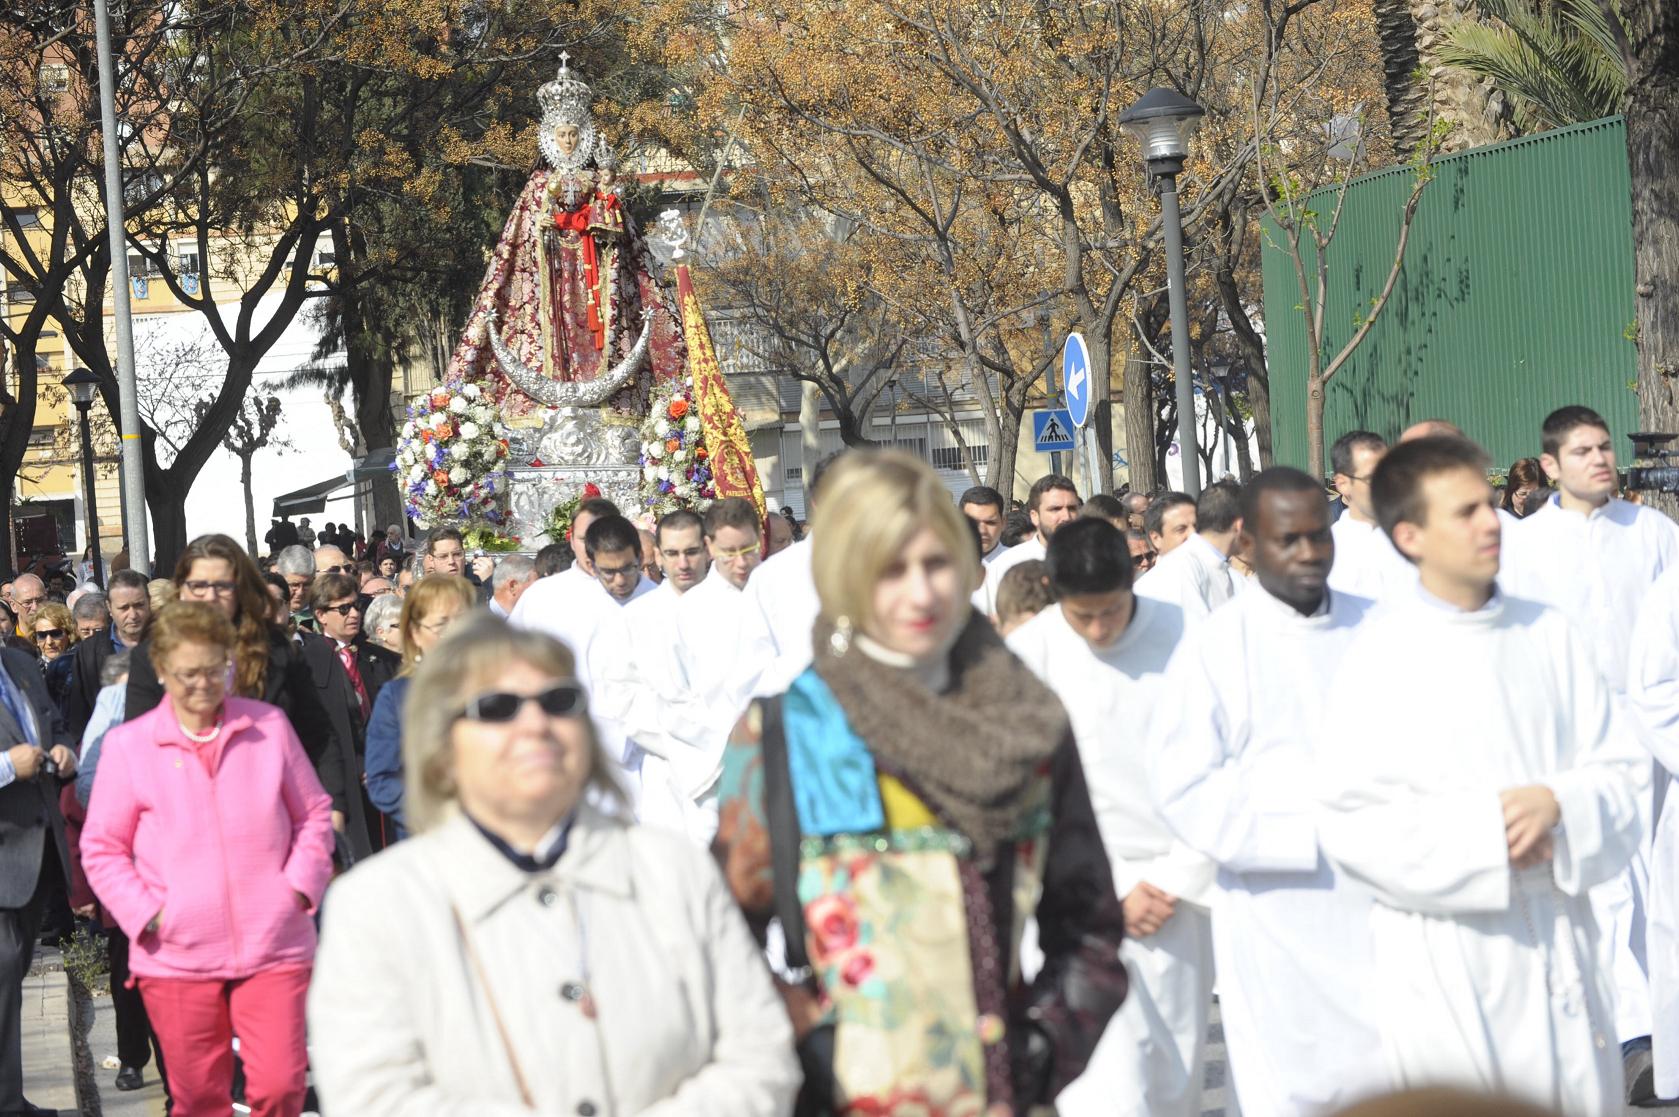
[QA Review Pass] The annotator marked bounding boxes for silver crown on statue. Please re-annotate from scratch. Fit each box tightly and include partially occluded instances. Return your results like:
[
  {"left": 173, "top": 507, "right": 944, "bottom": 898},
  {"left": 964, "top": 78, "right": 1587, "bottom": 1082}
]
[{"left": 537, "top": 53, "right": 599, "bottom": 172}]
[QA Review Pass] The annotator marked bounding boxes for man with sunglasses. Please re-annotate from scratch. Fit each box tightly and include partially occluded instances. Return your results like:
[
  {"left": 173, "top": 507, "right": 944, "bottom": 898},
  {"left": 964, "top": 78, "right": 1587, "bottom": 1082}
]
[{"left": 299, "top": 574, "right": 400, "bottom": 863}]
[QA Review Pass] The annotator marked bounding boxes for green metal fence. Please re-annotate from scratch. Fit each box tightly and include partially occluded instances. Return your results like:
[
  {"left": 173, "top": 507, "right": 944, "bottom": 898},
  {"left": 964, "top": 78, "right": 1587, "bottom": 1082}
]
[{"left": 1260, "top": 117, "right": 1638, "bottom": 472}]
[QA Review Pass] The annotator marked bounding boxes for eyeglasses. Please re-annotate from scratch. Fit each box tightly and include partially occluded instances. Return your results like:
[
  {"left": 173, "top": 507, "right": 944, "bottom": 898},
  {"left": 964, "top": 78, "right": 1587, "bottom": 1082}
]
[
  {"left": 13, "top": 596, "right": 43, "bottom": 609},
  {"left": 33, "top": 628, "right": 65, "bottom": 641},
  {"left": 165, "top": 664, "right": 228, "bottom": 687},
  {"left": 183, "top": 580, "right": 238, "bottom": 597},
  {"left": 458, "top": 681, "right": 587, "bottom": 723},
  {"left": 319, "top": 564, "right": 352, "bottom": 575},
  {"left": 318, "top": 601, "right": 358, "bottom": 617},
  {"left": 595, "top": 563, "right": 638, "bottom": 580}
]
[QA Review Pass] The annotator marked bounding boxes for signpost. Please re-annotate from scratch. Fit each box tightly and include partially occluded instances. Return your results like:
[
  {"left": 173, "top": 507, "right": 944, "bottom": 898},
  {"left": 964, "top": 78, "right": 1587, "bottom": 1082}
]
[
  {"left": 1062, "top": 332, "right": 1105, "bottom": 495},
  {"left": 1032, "top": 409, "right": 1076, "bottom": 454}
]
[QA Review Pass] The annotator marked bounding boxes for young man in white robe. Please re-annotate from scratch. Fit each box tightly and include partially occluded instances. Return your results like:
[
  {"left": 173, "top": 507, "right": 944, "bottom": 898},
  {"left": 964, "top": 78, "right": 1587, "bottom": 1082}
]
[
  {"left": 960, "top": 485, "right": 1012, "bottom": 569},
  {"left": 974, "top": 474, "right": 1080, "bottom": 619},
  {"left": 1327, "top": 430, "right": 1413, "bottom": 601},
  {"left": 659, "top": 497, "right": 766, "bottom": 839},
  {"left": 1135, "top": 479, "right": 1243, "bottom": 628},
  {"left": 1314, "top": 435, "right": 1645, "bottom": 1116},
  {"left": 1500, "top": 405, "right": 1679, "bottom": 1098},
  {"left": 1008, "top": 518, "right": 1213, "bottom": 1117},
  {"left": 509, "top": 513, "right": 654, "bottom": 795},
  {"left": 1628, "top": 566, "right": 1679, "bottom": 1102},
  {"left": 1151, "top": 467, "right": 1382, "bottom": 1117},
  {"left": 603, "top": 509, "right": 712, "bottom": 836}
]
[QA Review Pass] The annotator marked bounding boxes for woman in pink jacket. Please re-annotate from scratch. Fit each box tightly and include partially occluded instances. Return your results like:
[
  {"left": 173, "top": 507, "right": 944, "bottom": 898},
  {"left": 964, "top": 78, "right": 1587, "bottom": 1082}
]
[{"left": 81, "top": 601, "right": 335, "bottom": 1117}]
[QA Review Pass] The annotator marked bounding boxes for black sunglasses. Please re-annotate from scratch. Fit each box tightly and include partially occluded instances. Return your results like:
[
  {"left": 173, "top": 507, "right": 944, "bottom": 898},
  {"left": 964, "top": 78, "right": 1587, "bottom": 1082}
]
[
  {"left": 318, "top": 601, "right": 359, "bottom": 617},
  {"left": 33, "top": 628, "right": 65, "bottom": 640},
  {"left": 459, "top": 681, "right": 586, "bottom": 723}
]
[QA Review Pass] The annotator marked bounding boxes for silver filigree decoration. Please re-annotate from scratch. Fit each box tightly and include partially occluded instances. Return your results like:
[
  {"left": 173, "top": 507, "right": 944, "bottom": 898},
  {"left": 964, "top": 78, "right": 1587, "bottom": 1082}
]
[{"left": 485, "top": 307, "right": 653, "bottom": 407}]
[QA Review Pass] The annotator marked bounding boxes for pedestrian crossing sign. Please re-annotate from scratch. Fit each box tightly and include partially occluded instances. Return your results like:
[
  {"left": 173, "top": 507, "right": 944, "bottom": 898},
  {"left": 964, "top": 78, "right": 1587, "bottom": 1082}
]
[{"left": 1033, "top": 408, "right": 1076, "bottom": 453}]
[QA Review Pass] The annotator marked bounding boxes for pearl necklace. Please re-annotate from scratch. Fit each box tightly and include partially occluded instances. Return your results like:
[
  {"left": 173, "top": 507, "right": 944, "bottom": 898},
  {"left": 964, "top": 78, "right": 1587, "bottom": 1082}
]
[{"left": 178, "top": 718, "right": 221, "bottom": 744}]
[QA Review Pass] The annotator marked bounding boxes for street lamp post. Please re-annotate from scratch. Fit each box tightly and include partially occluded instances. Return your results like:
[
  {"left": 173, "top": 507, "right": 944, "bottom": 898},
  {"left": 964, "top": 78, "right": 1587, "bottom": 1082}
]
[
  {"left": 63, "top": 367, "right": 105, "bottom": 588},
  {"left": 1118, "top": 87, "right": 1206, "bottom": 498}
]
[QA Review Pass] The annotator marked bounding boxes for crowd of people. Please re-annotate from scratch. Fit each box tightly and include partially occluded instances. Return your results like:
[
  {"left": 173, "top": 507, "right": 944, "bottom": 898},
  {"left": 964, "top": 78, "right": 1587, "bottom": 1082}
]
[{"left": 0, "top": 401, "right": 1675, "bottom": 1117}]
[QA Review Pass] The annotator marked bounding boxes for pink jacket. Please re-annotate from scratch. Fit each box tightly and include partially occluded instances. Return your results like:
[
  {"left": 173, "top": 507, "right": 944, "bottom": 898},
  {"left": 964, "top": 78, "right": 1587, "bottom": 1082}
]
[{"left": 80, "top": 695, "right": 336, "bottom": 981}]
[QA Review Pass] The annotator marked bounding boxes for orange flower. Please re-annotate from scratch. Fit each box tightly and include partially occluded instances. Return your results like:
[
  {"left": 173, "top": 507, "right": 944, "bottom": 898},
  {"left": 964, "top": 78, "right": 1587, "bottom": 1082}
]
[
  {"left": 668, "top": 398, "right": 690, "bottom": 420},
  {"left": 664, "top": 438, "right": 681, "bottom": 455},
  {"left": 419, "top": 429, "right": 432, "bottom": 444},
  {"left": 432, "top": 469, "right": 451, "bottom": 487},
  {"left": 429, "top": 391, "right": 450, "bottom": 409},
  {"left": 695, "top": 446, "right": 709, "bottom": 461}
]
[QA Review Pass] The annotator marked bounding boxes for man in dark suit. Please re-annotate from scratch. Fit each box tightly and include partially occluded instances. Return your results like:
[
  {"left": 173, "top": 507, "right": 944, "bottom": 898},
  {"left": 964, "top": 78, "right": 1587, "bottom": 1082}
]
[
  {"left": 0, "top": 645, "right": 76, "bottom": 1117},
  {"left": 62, "top": 569, "right": 152, "bottom": 743},
  {"left": 299, "top": 574, "right": 399, "bottom": 865}
]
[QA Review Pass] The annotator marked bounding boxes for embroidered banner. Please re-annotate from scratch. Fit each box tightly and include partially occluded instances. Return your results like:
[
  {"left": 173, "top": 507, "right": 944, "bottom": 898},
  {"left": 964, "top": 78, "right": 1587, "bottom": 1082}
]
[{"left": 675, "top": 264, "right": 767, "bottom": 523}]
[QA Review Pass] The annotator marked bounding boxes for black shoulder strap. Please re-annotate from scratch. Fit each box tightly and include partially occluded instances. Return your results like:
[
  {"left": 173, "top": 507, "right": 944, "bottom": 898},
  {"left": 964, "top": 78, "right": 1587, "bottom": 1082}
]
[{"left": 759, "top": 695, "right": 811, "bottom": 972}]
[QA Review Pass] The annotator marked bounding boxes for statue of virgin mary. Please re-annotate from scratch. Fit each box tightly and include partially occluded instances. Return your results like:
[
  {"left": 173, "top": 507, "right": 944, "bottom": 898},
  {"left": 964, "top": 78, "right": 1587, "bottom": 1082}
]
[{"left": 442, "top": 56, "right": 688, "bottom": 420}]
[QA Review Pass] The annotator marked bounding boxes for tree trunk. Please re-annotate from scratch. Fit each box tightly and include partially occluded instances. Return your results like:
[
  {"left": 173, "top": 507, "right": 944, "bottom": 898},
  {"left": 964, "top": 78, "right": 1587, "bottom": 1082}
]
[
  {"left": 0, "top": 344, "right": 39, "bottom": 574},
  {"left": 1122, "top": 343, "right": 1158, "bottom": 493},
  {"left": 1306, "top": 375, "right": 1328, "bottom": 480},
  {"left": 1249, "top": 368, "right": 1275, "bottom": 468},
  {"left": 241, "top": 451, "right": 258, "bottom": 558},
  {"left": 1626, "top": 0, "right": 1679, "bottom": 517}
]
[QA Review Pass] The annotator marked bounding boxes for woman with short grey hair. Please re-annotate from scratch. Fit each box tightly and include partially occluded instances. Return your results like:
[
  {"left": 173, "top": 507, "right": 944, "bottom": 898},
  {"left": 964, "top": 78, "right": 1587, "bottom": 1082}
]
[
  {"left": 308, "top": 613, "right": 799, "bottom": 1116},
  {"left": 361, "top": 594, "right": 403, "bottom": 653}
]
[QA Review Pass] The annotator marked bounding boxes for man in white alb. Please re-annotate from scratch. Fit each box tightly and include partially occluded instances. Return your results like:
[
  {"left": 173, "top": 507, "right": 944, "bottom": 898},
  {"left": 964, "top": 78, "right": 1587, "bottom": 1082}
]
[
  {"left": 1010, "top": 518, "right": 1212, "bottom": 1117},
  {"left": 1151, "top": 468, "right": 1381, "bottom": 1117},
  {"left": 1314, "top": 436, "right": 1644, "bottom": 1116},
  {"left": 1135, "top": 480, "right": 1242, "bottom": 627},
  {"left": 510, "top": 513, "right": 655, "bottom": 790},
  {"left": 603, "top": 509, "right": 711, "bottom": 834},
  {"left": 976, "top": 474, "right": 1081, "bottom": 619},
  {"left": 1327, "top": 430, "right": 1411, "bottom": 601},
  {"left": 1501, "top": 405, "right": 1679, "bottom": 1099},
  {"left": 960, "top": 485, "right": 1012, "bottom": 569},
  {"left": 1144, "top": 492, "right": 1196, "bottom": 558},
  {"left": 736, "top": 458, "right": 844, "bottom": 698}
]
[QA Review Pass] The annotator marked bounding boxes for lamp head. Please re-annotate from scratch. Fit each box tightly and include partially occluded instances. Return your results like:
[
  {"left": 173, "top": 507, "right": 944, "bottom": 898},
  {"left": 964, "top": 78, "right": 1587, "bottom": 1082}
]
[
  {"left": 62, "top": 366, "right": 99, "bottom": 410},
  {"left": 1117, "top": 87, "right": 1206, "bottom": 167}
]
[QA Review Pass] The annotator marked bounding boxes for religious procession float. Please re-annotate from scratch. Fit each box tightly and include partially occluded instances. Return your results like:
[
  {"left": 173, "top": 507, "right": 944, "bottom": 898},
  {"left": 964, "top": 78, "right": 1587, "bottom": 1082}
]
[{"left": 391, "top": 56, "right": 764, "bottom": 549}]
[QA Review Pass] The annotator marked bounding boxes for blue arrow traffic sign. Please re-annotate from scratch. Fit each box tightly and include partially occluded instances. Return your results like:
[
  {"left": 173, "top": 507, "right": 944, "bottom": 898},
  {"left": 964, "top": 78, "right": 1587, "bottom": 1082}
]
[
  {"left": 1032, "top": 408, "right": 1076, "bottom": 453},
  {"left": 1062, "top": 331, "right": 1091, "bottom": 428}
]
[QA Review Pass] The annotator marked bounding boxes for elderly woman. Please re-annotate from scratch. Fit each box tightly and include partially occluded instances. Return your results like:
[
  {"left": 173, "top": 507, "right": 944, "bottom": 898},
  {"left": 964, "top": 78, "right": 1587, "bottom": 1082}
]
[
  {"left": 712, "top": 450, "right": 1127, "bottom": 1114},
  {"left": 36, "top": 601, "right": 77, "bottom": 713},
  {"left": 127, "top": 536, "right": 342, "bottom": 833},
  {"left": 363, "top": 574, "right": 477, "bottom": 838},
  {"left": 80, "top": 602, "right": 335, "bottom": 1117},
  {"left": 362, "top": 593, "right": 404, "bottom": 654},
  {"left": 307, "top": 614, "right": 800, "bottom": 1115}
]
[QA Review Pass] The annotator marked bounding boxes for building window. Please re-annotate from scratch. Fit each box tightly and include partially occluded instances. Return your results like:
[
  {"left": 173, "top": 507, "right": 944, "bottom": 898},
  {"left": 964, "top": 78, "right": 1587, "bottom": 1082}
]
[
  {"left": 2, "top": 206, "right": 41, "bottom": 230},
  {"left": 127, "top": 252, "right": 162, "bottom": 278},
  {"left": 7, "top": 284, "right": 36, "bottom": 305},
  {"left": 38, "top": 65, "right": 68, "bottom": 94},
  {"left": 932, "top": 444, "right": 988, "bottom": 471},
  {"left": 27, "top": 426, "right": 55, "bottom": 450},
  {"left": 176, "top": 249, "right": 201, "bottom": 276}
]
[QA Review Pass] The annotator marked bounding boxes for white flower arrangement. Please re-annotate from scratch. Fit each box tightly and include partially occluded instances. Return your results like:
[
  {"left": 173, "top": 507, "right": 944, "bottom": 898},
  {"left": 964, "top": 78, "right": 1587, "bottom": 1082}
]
[
  {"left": 638, "top": 376, "right": 715, "bottom": 517},
  {"left": 392, "top": 378, "right": 512, "bottom": 529}
]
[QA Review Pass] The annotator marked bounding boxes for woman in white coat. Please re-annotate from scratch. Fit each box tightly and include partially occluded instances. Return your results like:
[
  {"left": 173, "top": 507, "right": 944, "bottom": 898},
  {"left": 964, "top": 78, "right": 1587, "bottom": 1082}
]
[{"left": 306, "top": 613, "right": 800, "bottom": 1116}]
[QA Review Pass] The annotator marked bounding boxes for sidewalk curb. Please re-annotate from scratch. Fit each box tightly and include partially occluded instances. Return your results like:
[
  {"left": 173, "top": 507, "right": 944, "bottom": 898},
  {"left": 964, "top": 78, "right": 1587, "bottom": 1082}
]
[{"left": 22, "top": 962, "right": 82, "bottom": 1117}]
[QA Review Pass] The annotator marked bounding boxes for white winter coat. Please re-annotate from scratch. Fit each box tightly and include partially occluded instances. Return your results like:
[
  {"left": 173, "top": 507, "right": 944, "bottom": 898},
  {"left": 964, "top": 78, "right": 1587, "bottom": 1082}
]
[{"left": 306, "top": 805, "right": 801, "bottom": 1117}]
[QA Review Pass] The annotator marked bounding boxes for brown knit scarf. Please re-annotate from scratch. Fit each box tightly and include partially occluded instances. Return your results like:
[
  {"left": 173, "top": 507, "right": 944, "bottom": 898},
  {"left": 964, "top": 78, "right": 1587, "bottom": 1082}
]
[{"left": 812, "top": 613, "right": 1068, "bottom": 862}]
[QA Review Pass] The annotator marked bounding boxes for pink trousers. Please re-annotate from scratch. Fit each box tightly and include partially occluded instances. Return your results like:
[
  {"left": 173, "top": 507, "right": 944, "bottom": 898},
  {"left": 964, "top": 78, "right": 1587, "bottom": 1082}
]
[{"left": 138, "top": 965, "right": 311, "bottom": 1117}]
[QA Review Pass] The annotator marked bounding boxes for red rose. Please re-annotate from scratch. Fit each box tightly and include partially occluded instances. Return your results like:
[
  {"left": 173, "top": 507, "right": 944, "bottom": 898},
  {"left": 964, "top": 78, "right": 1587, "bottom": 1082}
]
[
  {"left": 668, "top": 398, "right": 690, "bottom": 420},
  {"left": 840, "top": 951, "right": 875, "bottom": 987},
  {"left": 582, "top": 482, "right": 602, "bottom": 499}
]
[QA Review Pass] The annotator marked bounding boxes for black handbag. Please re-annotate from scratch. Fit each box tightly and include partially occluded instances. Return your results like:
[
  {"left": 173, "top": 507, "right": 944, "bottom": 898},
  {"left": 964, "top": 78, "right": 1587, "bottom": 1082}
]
[{"left": 759, "top": 695, "right": 838, "bottom": 1117}]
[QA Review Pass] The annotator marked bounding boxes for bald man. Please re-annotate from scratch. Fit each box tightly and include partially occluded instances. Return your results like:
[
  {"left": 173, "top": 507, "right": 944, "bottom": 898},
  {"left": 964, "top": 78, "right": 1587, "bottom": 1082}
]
[
  {"left": 10, "top": 576, "right": 45, "bottom": 638},
  {"left": 1398, "top": 418, "right": 1465, "bottom": 443}
]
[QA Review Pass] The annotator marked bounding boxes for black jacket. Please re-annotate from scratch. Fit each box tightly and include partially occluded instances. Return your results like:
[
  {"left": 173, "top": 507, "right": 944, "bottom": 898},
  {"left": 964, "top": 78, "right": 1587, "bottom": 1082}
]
[
  {"left": 64, "top": 627, "right": 128, "bottom": 743},
  {"left": 297, "top": 632, "right": 400, "bottom": 862},
  {"left": 0, "top": 647, "right": 72, "bottom": 908}
]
